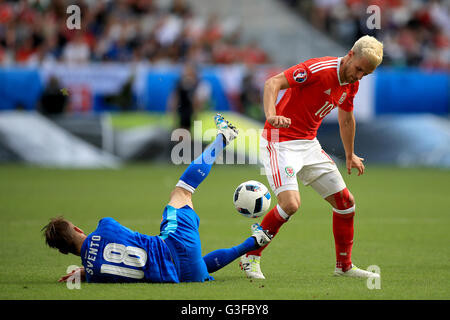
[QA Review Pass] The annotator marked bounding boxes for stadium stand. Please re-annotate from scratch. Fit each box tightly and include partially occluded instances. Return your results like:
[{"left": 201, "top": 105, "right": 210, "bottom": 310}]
[
  {"left": 188, "top": 0, "right": 346, "bottom": 66},
  {"left": 1, "top": 0, "right": 448, "bottom": 68},
  {"left": 0, "top": 0, "right": 448, "bottom": 168},
  {"left": 0, "top": 0, "right": 269, "bottom": 66},
  {"left": 280, "top": 0, "right": 450, "bottom": 70}
]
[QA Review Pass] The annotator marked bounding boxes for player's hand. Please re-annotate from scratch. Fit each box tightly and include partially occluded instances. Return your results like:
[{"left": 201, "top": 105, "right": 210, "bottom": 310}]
[
  {"left": 267, "top": 115, "right": 291, "bottom": 128},
  {"left": 58, "top": 267, "right": 86, "bottom": 283},
  {"left": 346, "top": 153, "right": 365, "bottom": 176}
]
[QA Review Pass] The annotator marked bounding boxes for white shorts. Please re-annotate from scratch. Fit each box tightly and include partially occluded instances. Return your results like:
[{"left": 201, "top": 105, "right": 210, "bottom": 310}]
[{"left": 260, "top": 137, "right": 346, "bottom": 198}]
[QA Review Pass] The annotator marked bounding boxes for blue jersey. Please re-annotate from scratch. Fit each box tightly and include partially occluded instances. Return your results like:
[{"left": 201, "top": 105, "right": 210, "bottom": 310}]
[{"left": 80, "top": 217, "right": 179, "bottom": 283}]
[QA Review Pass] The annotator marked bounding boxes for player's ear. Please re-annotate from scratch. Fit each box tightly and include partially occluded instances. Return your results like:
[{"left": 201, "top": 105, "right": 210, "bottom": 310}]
[{"left": 347, "top": 50, "right": 355, "bottom": 60}]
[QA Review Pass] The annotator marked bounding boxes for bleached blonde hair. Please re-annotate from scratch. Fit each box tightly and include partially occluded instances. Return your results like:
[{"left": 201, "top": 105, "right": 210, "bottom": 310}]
[{"left": 351, "top": 35, "right": 384, "bottom": 68}]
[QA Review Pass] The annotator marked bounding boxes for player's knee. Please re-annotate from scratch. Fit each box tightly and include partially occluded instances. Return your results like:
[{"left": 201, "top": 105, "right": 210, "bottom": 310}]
[
  {"left": 331, "top": 187, "right": 355, "bottom": 211},
  {"left": 278, "top": 196, "right": 300, "bottom": 215},
  {"left": 283, "top": 203, "right": 299, "bottom": 215},
  {"left": 276, "top": 190, "right": 301, "bottom": 215}
]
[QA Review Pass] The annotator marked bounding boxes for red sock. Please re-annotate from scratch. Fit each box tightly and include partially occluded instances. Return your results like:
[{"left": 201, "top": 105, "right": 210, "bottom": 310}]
[
  {"left": 246, "top": 205, "right": 287, "bottom": 256},
  {"left": 333, "top": 211, "right": 354, "bottom": 272}
]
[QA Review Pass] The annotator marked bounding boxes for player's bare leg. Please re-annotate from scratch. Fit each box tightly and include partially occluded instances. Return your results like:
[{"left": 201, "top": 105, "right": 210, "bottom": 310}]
[
  {"left": 240, "top": 190, "right": 299, "bottom": 279},
  {"left": 168, "top": 187, "right": 194, "bottom": 210}
]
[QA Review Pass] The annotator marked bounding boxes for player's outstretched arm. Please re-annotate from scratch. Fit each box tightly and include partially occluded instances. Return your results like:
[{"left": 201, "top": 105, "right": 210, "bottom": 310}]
[
  {"left": 338, "top": 108, "right": 364, "bottom": 176},
  {"left": 58, "top": 266, "right": 86, "bottom": 283},
  {"left": 264, "top": 72, "right": 291, "bottom": 128}
]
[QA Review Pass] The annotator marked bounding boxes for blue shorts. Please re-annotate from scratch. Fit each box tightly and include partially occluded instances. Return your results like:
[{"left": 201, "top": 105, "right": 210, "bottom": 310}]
[{"left": 159, "top": 205, "right": 214, "bottom": 282}]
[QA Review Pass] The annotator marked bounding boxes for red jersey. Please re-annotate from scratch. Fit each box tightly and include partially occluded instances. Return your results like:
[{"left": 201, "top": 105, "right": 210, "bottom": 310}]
[{"left": 263, "top": 56, "right": 359, "bottom": 142}]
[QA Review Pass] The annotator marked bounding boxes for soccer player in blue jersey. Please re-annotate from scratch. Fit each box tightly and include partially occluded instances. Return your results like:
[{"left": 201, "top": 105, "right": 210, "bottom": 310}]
[{"left": 42, "top": 114, "right": 272, "bottom": 283}]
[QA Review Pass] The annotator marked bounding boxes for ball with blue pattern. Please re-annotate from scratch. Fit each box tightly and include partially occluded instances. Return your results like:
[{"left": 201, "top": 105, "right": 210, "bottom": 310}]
[{"left": 233, "top": 180, "right": 271, "bottom": 218}]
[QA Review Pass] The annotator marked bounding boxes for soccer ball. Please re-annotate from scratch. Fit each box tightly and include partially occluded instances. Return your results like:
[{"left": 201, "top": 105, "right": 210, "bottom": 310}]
[{"left": 233, "top": 180, "right": 271, "bottom": 218}]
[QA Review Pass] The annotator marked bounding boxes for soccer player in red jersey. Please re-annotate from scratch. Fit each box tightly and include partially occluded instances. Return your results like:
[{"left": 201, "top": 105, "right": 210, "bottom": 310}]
[{"left": 240, "top": 35, "right": 383, "bottom": 279}]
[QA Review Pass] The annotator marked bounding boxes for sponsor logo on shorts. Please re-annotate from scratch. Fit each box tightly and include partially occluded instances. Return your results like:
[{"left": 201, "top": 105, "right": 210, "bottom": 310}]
[
  {"left": 285, "top": 166, "right": 295, "bottom": 177},
  {"left": 293, "top": 68, "right": 307, "bottom": 83}
]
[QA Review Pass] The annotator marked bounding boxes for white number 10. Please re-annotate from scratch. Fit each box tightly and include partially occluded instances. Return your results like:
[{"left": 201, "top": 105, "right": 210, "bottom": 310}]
[
  {"left": 315, "top": 101, "right": 335, "bottom": 118},
  {"left": 101, "top": 243, "right": 148, "bottom": 279}
]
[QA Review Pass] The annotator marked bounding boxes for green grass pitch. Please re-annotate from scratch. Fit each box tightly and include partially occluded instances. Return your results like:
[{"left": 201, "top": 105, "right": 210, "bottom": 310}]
[{"left": 0, "top": 164, "right": 449, "bottom": 300}]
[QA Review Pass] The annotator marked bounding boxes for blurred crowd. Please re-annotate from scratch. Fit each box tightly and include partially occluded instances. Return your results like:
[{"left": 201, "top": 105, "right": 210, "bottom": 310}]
[
  {"left": 0, "top": 0, "right": 270, "bottom": 66},
  {"left": 2, "top": 0, "right": 448, "bottom": 70},
  {"left": 281, "top": 0, "right": 450, "bottom": 70}
]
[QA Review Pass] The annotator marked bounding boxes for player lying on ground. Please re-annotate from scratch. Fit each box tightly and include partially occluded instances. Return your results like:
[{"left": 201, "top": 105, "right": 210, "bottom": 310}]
[
  {"left": 240, "top": 35, "right": 383, "bottom": 279},
  {"left": 42, "top": 114, "right": 272, "bottom": 283}
]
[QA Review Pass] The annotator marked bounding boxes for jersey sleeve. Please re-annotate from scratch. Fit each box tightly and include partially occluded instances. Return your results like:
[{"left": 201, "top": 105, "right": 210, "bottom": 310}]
[
  {"left": 283, "top": 62, "right": 313, "bottom": 88},
  {"left": 339, "top": 81, "right": 359, "bottom": 112}
]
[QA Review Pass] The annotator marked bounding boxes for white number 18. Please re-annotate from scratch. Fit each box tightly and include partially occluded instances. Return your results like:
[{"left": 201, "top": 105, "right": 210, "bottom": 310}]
[{"left": 101, "top": 243, "right": 148, "bottom": 279}]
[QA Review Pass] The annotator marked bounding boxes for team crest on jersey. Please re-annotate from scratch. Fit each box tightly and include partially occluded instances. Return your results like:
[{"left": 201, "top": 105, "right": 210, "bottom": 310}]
[
  {"left": 285, "top": 166, "right": 295, "bottom": 177},
  {"left": 339, "top": 92, "right": 347, "bottom": 104},
  {"left": 293, "top": 68, "right": 307, "bottom": 83}
]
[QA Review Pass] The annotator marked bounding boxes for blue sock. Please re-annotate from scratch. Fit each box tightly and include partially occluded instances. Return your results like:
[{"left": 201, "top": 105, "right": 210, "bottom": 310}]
[
  {"left": 177, "top": 134, "right": 226, "bottom": 192},
  {"left": 203, "top": 237, "right": 258, "bottom": 273}
]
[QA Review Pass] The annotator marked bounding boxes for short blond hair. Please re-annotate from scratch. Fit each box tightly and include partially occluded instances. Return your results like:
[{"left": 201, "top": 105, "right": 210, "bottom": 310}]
[{"left": 351, "top": 35, "right": 384, "bottom": 68}]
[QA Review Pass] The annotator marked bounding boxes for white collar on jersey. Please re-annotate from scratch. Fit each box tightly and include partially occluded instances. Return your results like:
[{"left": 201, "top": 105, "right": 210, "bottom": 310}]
[{"left": 337, "top": 57, "right": 349, "bottom": 86}]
